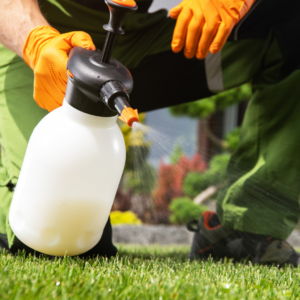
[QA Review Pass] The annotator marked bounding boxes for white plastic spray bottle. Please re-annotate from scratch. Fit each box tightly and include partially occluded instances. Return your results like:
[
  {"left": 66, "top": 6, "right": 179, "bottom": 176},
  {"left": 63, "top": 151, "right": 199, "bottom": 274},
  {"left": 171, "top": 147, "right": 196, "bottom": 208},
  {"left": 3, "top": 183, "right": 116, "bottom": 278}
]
[{"left": 9, "top": 0, "right": 139, "bottom": 256}]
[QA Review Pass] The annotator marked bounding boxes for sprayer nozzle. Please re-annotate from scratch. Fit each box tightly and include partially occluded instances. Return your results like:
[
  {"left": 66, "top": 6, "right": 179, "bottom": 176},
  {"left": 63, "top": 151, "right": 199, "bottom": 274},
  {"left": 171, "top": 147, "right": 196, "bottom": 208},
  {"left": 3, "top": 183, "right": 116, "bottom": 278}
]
[
  {"left": 118, "top": 106, "right": 139, "bottom": 127},
  {"left": 99, "top": 82, "right": 138, "bottom": 126}
]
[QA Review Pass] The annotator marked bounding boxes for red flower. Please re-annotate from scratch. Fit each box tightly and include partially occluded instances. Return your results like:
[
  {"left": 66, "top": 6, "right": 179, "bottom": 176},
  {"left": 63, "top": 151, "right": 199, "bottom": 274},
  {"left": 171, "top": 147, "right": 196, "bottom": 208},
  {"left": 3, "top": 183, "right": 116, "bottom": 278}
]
[{"left": 153, "top": 154, "right": 207, "bottom": 217}]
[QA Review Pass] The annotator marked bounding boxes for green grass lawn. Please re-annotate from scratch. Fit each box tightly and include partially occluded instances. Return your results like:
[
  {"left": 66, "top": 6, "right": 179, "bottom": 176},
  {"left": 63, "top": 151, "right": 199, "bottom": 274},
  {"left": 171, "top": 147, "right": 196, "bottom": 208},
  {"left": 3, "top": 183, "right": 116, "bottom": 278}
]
[{"left": 1, "top": 244, "right": 300, "bottom": 300}]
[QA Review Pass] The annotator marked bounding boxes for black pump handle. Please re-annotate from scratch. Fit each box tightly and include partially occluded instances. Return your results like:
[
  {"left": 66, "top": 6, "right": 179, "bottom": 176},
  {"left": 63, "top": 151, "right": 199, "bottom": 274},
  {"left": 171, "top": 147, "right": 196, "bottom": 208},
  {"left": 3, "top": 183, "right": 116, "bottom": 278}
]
[
  {"left": 101, "top": 0, "right": 138, "bottom": 63},
  {"left": 103, "top": 0, "right": 138, "bottom": 35}
]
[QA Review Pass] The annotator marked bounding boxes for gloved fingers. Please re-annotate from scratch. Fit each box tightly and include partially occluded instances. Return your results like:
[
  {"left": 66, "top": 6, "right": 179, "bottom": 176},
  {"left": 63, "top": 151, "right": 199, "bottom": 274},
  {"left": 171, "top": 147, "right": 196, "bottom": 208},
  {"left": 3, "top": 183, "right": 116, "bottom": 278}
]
[
  {"left": 195, "top": 1, "right": 220, "bottom": 60},
  {"left": 52, "top": 32, "right": 96, "bottom": 77},
  {"left": 169, "top": 4, "right": 184, "bottom": 19},
  {"left": 34, "top": 37, "right": 73, "bottom": 107},
  {"left": 196, "top": 21, "right": 219, "bottom": 59},
  {"left": 171, "top": 6, "right": 193, "bottom": 53},
  {"left": 33, "top": 71, "right": 66, "bottom": 112},
  {"left": 60, "top": 31, "right": 96, "bottom": 51},
  {"left": 208, "top": 3, "right": 236, "bottom": 53},
  {"left": 209, "top": 18, "right": 234, "bottom": 53},
  {"left": 23, "top": 26, "right": 61, "bottom": 70},
  {"left": 24, "top": 26, "right": 97, "bottom": 112},
  {"left": 69, "top": 31, "right": 96, "bottom": 50},
  {"left": 169, "top": 0, "right": 188, "bottom": 19},
  {"left": 184, "top": 11, "right": 205, "bottom": 58}
]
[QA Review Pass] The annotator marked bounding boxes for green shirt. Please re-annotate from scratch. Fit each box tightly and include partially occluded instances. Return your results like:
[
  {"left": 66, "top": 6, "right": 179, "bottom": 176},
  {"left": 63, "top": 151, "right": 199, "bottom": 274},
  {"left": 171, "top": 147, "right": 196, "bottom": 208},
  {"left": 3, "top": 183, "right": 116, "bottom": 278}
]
[{"left": 39, "top": 0, "right": 175, "bottom": 69}]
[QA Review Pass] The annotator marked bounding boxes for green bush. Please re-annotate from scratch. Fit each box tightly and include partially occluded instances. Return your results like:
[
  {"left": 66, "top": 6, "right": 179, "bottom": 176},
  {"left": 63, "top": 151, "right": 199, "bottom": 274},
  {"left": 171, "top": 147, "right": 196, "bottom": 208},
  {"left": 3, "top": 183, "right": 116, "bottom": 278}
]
[
  {"left": 169, "top": 144, "right": 184, "bottom": 164},
  {"left": 183, "top": 172, "right": 210, "bottom": 198},
  {"left": 225, "top": 127, "right": 240, "bottom": 152},
  {"left": 207, "top": 153, "right": 231, "bottom": 185},
  {"left": 169, "top": 197, "right": 208, "bottom": 225},
  {"left": 169, "top": 84, "right": 251, "bottom": 119},
  {"left": 123, "top": 163, "right": 156, "bottom": 195},
  {"left": 183, "top": 153, "right": 231, "bottom": 198}
]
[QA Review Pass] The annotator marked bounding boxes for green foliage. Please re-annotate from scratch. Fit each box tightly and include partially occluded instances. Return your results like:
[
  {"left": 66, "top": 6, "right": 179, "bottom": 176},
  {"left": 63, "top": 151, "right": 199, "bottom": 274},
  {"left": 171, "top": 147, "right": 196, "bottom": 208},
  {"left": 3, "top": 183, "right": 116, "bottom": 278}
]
[
  {"left": 207, "top": 153, "right": 231, "bottom": 184},
  {"left": 170, "top": 98, "right": 216, "bottom": 119},
  {"left": 169, "top": 144, "right": 184, "bottom": 164},
  {"left": 125, "top": 144, "right": 150, "bottom": 172},
  {"left": 0, "top": 246, "right": 299, "bottom": 299},
  {"left": 123, "top": 163, "right": 156, "bottom": 195},
  {"left": 183, "top": 172, "right": 210, "bottom": 198},
  {"left": 183, "top": 153, "right": 231, "bottom": 198},
  {"left": 169, "top": 84, "right": 251, "bottom": 119},
  {"left": 225, "top": 127, "right": 241, "bottom": 152},
  {"left": 216, "top": 84, "right": 251, "bottom": 110},
  {"left": 169, "top": 197, "right": 208, "bottom": 225}
]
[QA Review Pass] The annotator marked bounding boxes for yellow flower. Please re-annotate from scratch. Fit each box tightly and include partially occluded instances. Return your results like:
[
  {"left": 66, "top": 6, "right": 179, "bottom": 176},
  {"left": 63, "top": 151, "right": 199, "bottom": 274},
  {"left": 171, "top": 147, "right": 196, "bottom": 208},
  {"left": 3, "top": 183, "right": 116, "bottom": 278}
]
[{"left": 110, "top": 211, "right": 142, "bottom": 226}]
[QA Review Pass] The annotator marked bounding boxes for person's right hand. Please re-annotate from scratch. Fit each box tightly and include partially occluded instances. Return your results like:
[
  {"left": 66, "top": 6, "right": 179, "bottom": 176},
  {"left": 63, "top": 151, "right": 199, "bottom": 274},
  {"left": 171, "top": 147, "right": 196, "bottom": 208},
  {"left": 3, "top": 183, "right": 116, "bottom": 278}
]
[
  {"left": 23, "top": 26, "right": 96, "bottom": 112},
  {"left": 170, "top": 0, "right": 255, "bottom": 59}
]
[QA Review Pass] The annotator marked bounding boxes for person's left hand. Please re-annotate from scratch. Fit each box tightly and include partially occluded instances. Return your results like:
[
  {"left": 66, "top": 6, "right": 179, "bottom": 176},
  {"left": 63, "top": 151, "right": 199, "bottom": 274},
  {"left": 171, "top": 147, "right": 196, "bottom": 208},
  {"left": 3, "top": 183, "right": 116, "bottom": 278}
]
[
  {"left": 23, "top": 26, "right": 96, "bottom": 111},
  {"left": 170, "top": 0, "right": 255, "bottom": 60}
]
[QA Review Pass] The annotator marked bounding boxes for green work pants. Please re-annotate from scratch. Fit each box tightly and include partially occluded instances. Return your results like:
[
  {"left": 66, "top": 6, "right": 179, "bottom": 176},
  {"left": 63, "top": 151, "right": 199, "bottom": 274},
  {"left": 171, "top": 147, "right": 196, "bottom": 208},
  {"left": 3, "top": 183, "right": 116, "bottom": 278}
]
[{"left": 216, "top": 35, "right": 300, "bottom": 240}]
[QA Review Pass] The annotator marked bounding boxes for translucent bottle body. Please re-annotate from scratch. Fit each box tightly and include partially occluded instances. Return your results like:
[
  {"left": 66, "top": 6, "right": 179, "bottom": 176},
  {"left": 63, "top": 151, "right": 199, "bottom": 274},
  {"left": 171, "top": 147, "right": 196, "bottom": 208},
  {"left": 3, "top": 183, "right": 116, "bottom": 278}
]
[{"left": 9, "top": 101, "right": 125, "bottom": 256}]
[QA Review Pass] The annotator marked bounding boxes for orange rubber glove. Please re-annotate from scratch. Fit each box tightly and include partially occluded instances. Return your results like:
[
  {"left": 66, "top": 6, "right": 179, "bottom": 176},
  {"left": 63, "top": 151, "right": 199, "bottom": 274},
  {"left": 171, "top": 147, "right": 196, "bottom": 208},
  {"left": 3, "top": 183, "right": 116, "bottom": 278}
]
[
  {"left": 23, "top": 26, "right": 96, "bottom": 112},
  {"left": 170, "top": 0, "right": 256, "bottom": 59}
]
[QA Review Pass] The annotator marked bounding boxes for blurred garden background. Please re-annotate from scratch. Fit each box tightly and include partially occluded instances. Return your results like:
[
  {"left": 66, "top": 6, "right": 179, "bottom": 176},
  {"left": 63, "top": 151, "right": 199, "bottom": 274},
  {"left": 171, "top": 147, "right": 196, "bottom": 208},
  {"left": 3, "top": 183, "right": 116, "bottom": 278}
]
[
  {"left": 109, "top": 0, "right": 252, "bottom": 228},
  {"left": 111, "top": 82, "right": 251, "bottom": 227}
]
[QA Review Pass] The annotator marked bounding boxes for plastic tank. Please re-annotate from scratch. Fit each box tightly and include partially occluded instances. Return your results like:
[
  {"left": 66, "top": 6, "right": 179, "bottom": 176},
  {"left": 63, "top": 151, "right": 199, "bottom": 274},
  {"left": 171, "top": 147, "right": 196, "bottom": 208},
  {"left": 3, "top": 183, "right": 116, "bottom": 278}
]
[{"left": 9, "top": 100, "right": 126, "bottom": 256}]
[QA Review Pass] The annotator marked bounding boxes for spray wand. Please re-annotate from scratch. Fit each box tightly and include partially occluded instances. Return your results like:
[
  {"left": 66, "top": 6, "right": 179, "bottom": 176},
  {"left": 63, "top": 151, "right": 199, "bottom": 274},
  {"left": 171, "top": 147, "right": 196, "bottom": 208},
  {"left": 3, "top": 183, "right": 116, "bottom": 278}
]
[{"left": 65, "top": 0, "right": 139, "bottom": 127}]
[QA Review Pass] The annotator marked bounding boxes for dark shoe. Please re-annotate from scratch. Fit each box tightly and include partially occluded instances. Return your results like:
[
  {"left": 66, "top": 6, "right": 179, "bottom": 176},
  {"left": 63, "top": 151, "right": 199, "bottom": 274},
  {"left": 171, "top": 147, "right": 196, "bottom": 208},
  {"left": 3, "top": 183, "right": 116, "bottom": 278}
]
[
  {"left": 258, "top": 239, "right": 300, "bottom": 267},
  {"left": 187, "top": 211, "right": 300, "bottom": 267}
]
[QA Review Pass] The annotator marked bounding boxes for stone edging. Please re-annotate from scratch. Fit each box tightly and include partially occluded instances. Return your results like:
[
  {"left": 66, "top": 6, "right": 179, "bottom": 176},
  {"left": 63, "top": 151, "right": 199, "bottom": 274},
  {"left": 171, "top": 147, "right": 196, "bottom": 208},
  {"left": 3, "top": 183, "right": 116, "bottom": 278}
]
[
  {"left": 112, "top": 225, "right": 193, "bottom": 245},
  {"left": 112, "top": 225, "right": 300, "bottom": 247}
]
